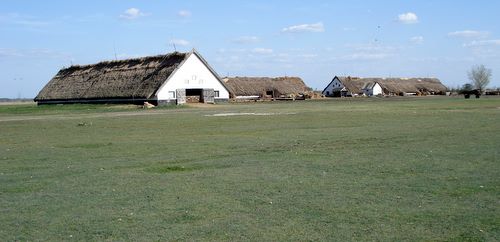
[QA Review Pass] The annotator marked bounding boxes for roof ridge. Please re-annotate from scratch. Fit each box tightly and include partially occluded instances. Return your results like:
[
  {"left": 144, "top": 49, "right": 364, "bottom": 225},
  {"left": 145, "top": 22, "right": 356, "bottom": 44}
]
[{"left": 61, "top": 51, "right": 187, "bottom": 71}]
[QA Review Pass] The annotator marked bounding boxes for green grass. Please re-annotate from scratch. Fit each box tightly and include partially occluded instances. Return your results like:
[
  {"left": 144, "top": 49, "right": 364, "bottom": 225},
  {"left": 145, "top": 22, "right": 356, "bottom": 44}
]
[
  {"left": 0, "top": 102, "right": 185, "bottom": 115},
  {"left": 0, "top": 97, "right": 499, "bottom": 241}
]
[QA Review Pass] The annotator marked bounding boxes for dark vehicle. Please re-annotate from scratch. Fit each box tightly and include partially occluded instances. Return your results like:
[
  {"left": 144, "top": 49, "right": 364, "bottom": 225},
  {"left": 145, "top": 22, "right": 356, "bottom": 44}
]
[{"left": 461, "top": 89, "right": 481, "bottom": 99}]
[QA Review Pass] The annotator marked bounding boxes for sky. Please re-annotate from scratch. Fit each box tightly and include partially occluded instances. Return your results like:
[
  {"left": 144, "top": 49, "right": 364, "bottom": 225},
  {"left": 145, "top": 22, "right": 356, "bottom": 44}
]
[{"left": 1, "top": 0, "right": 499, "bottom": 98}]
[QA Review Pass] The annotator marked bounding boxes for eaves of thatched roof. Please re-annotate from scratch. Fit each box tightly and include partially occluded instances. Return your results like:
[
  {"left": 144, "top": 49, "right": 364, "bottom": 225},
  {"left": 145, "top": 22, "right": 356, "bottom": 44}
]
[
  {"left": 35, "top": 50, "right": 225, "bottom": 102},
  {"left": 335, "top": 76, "right": 447, "bottom": 94},
  {"left": 223, "top": 76, "right": 310, "bottom": 96}
]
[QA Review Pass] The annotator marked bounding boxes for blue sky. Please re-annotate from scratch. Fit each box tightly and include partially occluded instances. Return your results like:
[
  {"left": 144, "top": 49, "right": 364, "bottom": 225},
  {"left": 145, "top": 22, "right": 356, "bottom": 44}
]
[{"left": 1, "top": 0, "right": 499, "bottom": 98}]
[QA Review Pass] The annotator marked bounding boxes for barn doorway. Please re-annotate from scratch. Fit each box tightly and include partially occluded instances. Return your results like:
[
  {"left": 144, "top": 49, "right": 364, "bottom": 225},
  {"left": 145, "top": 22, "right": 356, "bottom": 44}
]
[
  {"left": 185, "top": 89, "right": 203, "bottom": 103},
  {"left": 183, "top": 88, "right": 215, "bottom": 103}
]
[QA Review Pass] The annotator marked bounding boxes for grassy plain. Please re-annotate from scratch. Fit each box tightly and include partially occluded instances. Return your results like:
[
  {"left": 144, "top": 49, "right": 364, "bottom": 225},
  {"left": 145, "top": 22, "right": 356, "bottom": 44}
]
[{"left": 0, "top": 97, "right": 499, "bottom": 241}]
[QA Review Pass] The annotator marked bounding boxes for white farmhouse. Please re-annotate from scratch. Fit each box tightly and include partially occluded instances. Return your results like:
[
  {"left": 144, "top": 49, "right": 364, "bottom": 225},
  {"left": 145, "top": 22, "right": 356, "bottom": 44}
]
[{"left": 35, "top": 49, "right": 230, "bottom": 105}]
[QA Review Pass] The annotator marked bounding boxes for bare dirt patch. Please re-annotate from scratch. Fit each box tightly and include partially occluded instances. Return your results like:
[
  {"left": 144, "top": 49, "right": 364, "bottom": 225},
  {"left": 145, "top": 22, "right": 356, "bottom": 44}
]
[
  {"left": 0, "top": 101, "right": 35, "bottom": 106},
  {"left": 185, "top": 103, "right": 220, "bottom": 108},
  {"left": 0, "top": 109, "right": 189, "bottom": 122},
  {"left": 205, "top": 112, "right": 296, "bottom": 117}
]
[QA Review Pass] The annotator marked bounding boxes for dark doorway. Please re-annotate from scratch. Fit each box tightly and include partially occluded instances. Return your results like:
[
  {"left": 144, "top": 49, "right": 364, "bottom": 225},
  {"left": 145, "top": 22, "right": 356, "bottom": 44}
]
[{"left": 185, "top": 89, "right": 203, "bottom": 103}]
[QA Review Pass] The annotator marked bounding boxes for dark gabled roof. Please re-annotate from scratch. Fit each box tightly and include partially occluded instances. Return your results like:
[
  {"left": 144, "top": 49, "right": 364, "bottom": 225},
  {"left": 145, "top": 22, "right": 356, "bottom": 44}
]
[
  {"left": 35, "top": 49, "right": 228, "bottom": 102},
  {"left": 337, "top": 77, "right": 371, "bottom": 94},
  {"left": 223, "top": 76, "right": 310, "bottom": 96},
  {"left": 362, "top": 82, "right": 379, "bottom": 90}
]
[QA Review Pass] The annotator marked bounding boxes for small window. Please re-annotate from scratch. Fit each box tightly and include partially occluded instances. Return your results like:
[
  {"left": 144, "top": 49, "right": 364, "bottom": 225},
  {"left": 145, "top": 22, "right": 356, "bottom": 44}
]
[
  {"left": 214, "top": 91, "right": 219, "bottom": 97},
  {"left": 168, "top": 91, "right": 176, "bottom": 99},
  {"left": 184, "top": 79, "right": 189, "bottom": 84},
  {"left": 198, "top": 79, "right": 203, "bottom": 84}
]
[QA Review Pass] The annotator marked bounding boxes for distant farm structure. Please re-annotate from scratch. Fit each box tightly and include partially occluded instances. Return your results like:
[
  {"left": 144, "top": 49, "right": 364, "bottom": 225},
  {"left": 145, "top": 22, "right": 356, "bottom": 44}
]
[
  {"left": 34, "top": 48, "right": 458, "bottom": 106},
  {"left": 35, "top": 50, "right": 230, "bottom": 105},
  {"left": 322, "top": 76, "right": 447, "bottom": 97},
  {"left": 485, "top": 88, "right": 500, "bottom": 95},
  {"left": 223, "top": 76, "right": 311, "bottom": 101}
]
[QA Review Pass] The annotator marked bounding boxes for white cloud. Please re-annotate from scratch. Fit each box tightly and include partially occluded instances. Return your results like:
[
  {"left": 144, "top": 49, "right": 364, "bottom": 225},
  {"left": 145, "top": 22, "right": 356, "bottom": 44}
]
[
  {"left": 340, "top": 43, "right": 400, "bottom": 61},
  {"left": 347, "top": 43, "right": 400, "bottom": 52},
  {"left": 342, "top": 27, "right": 356, "bottom": 31},
  {"left": 0, "top": 13, "right": 51, "bottom": 27},
  {"left": 463, "top": 39, "right": 500, "bottom": 47},
  {"left": 448, "top": 30, "right": 490, "bottom": 39},
  {"left": 216, "top": 48, "right": 247, "bottom": 54},
  {"left": 410, "top": 36, "right": 424, "bottom": 44},
  {"left": 463, "top": 40, "right": 500, "bottom": 58},
  {"left": 0, "top": 48, "right": 71, "bottom": 59},
  {"left": 252, "top": 48, "right": 273, "bottom": 54},
  {"left": 169, "top": 39, "right": 190, "bottom": 46},
  {"left": 397, "top": 12, "right": 418, "bottom": 24},
  {"left": 232, "top": 36, "right": 260, "bottom": 44},
  {"left": 178, "top": 10, "right": 191, "bottom": 18},
  {"left": 0, "top": 48, "right": 23, "bottom": 57},
  {"left": 282, "top": 22, "right": 324, "bottom": 33},
  {"left": 298, "top": 54, "right": 318, "bottom": 58},
  {"left": 120, "top": 8, "right": 148, "bottom": 20},
  {"left": 342, "top": 53, "right": 393, "bottom": 61}
]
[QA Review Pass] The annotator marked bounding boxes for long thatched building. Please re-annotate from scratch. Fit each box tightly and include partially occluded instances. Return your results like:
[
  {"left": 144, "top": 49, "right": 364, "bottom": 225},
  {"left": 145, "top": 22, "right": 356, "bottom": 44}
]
[
  {"left": 35, "top": 49, "right": 230, "bottom": 105},
  {"left": 223, "top": 76, "right": 311, "bottom": 100},
  {"left": 322, "top": 76, "right": 447, "bottom": 97}
]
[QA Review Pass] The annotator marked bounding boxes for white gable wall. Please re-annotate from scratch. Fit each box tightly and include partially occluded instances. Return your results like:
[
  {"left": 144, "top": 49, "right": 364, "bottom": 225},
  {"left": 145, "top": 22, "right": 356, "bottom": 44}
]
[
  {"left": 372, "top": 83, "right": 383, "bottom": 96},
  {"left": 156, "top": 53, "right": 230, "bottom": 101},
  {"left": 322, "top": 77, "right": 345, "bottom": 96},
  {"left": 363, "top": 83, "right": 383, "bottom": 96}
]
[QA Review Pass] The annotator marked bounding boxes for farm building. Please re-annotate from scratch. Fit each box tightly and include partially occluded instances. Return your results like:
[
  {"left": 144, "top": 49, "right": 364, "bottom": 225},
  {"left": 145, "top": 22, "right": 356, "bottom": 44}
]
[
  {"left": 322, "top": 76, "right": 447, "bottom": 97},
  {"left": 35, "top": 49, "right": 230, "bottom": 105},
  {"left": 223, "top": 76, "right": 311, "bottom": 100},
  {"left": 361, "top": 82, "right": 383, "bottom": 96}
]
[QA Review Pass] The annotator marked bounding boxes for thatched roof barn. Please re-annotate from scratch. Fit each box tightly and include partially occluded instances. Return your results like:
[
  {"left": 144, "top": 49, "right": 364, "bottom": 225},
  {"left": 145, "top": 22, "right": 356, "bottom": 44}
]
[
  {"left": 223, "top": 76, "right": 310, "bottom": 99},
  {"left": 35, "top": 49, "right": 230, "bottom": 105},
  {"left": 322, "top": 76, "right": 447, "bottom": 97}
]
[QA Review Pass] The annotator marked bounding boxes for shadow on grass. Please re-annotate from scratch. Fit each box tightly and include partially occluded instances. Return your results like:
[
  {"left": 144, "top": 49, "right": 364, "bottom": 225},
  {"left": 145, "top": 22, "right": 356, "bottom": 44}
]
[
  {"left": 144, "top": 163, "right": 231, "bottom": 173},
  {"left": 59, "top": 142, "right": 113, "bottom": 149}
]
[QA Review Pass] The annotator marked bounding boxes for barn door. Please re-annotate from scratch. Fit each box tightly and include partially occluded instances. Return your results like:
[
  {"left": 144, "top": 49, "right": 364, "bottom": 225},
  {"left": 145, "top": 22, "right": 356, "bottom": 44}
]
[
  {"left": 176, "top": 89, "right": 186, "bottom": 105},
  {"left": 203, "top": 89, "right": 215, "bottom": 104}
]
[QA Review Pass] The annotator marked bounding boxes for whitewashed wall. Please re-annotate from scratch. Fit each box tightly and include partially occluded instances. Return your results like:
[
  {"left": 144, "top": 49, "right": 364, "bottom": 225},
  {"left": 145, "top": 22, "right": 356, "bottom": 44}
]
[
  {"left": 372, "top": 83, "right": 383, "bottom": 96},
  {"left": 364, "top": 83, "right": 383, "bottom": 96},
  {"left": 156, "top": 53, "right": 230, "bottom": 101}
]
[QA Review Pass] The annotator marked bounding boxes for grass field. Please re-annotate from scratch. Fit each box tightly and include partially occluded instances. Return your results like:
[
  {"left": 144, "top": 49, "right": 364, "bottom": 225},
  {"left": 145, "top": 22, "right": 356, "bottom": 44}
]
[{"left": 0, "top": 97, "right": 499, "bottom": 241}]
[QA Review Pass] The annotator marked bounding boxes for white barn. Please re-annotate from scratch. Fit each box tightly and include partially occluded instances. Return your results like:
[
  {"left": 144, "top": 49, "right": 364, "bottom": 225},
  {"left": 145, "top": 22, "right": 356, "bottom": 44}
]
[
  {"left": 35, "top": 49, "right": 230, "bottom": 105},
  {"left": 362, "top": 82, "right": 383, "bottom": 96},
  {"left": 156, "top": 50, "right": 230, "bottom": 104}
]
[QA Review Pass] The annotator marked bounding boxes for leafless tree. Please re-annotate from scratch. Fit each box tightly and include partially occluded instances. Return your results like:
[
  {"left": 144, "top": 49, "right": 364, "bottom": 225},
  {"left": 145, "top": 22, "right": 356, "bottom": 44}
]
[{"left": 468, "top": 64, "right": 492, "bottom": 93}]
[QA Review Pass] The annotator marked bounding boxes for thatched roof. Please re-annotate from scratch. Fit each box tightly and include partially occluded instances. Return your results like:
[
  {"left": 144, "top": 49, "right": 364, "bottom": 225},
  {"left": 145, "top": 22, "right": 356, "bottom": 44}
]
[
  {"left": 35, "top": 52, "right": 188, "bottom": 101},
  {"left": 223, "top": 76, "right": 310, "bottom": 96},
  {"left": 337, "top": 76, "right": 447, "bottom": 94}
]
